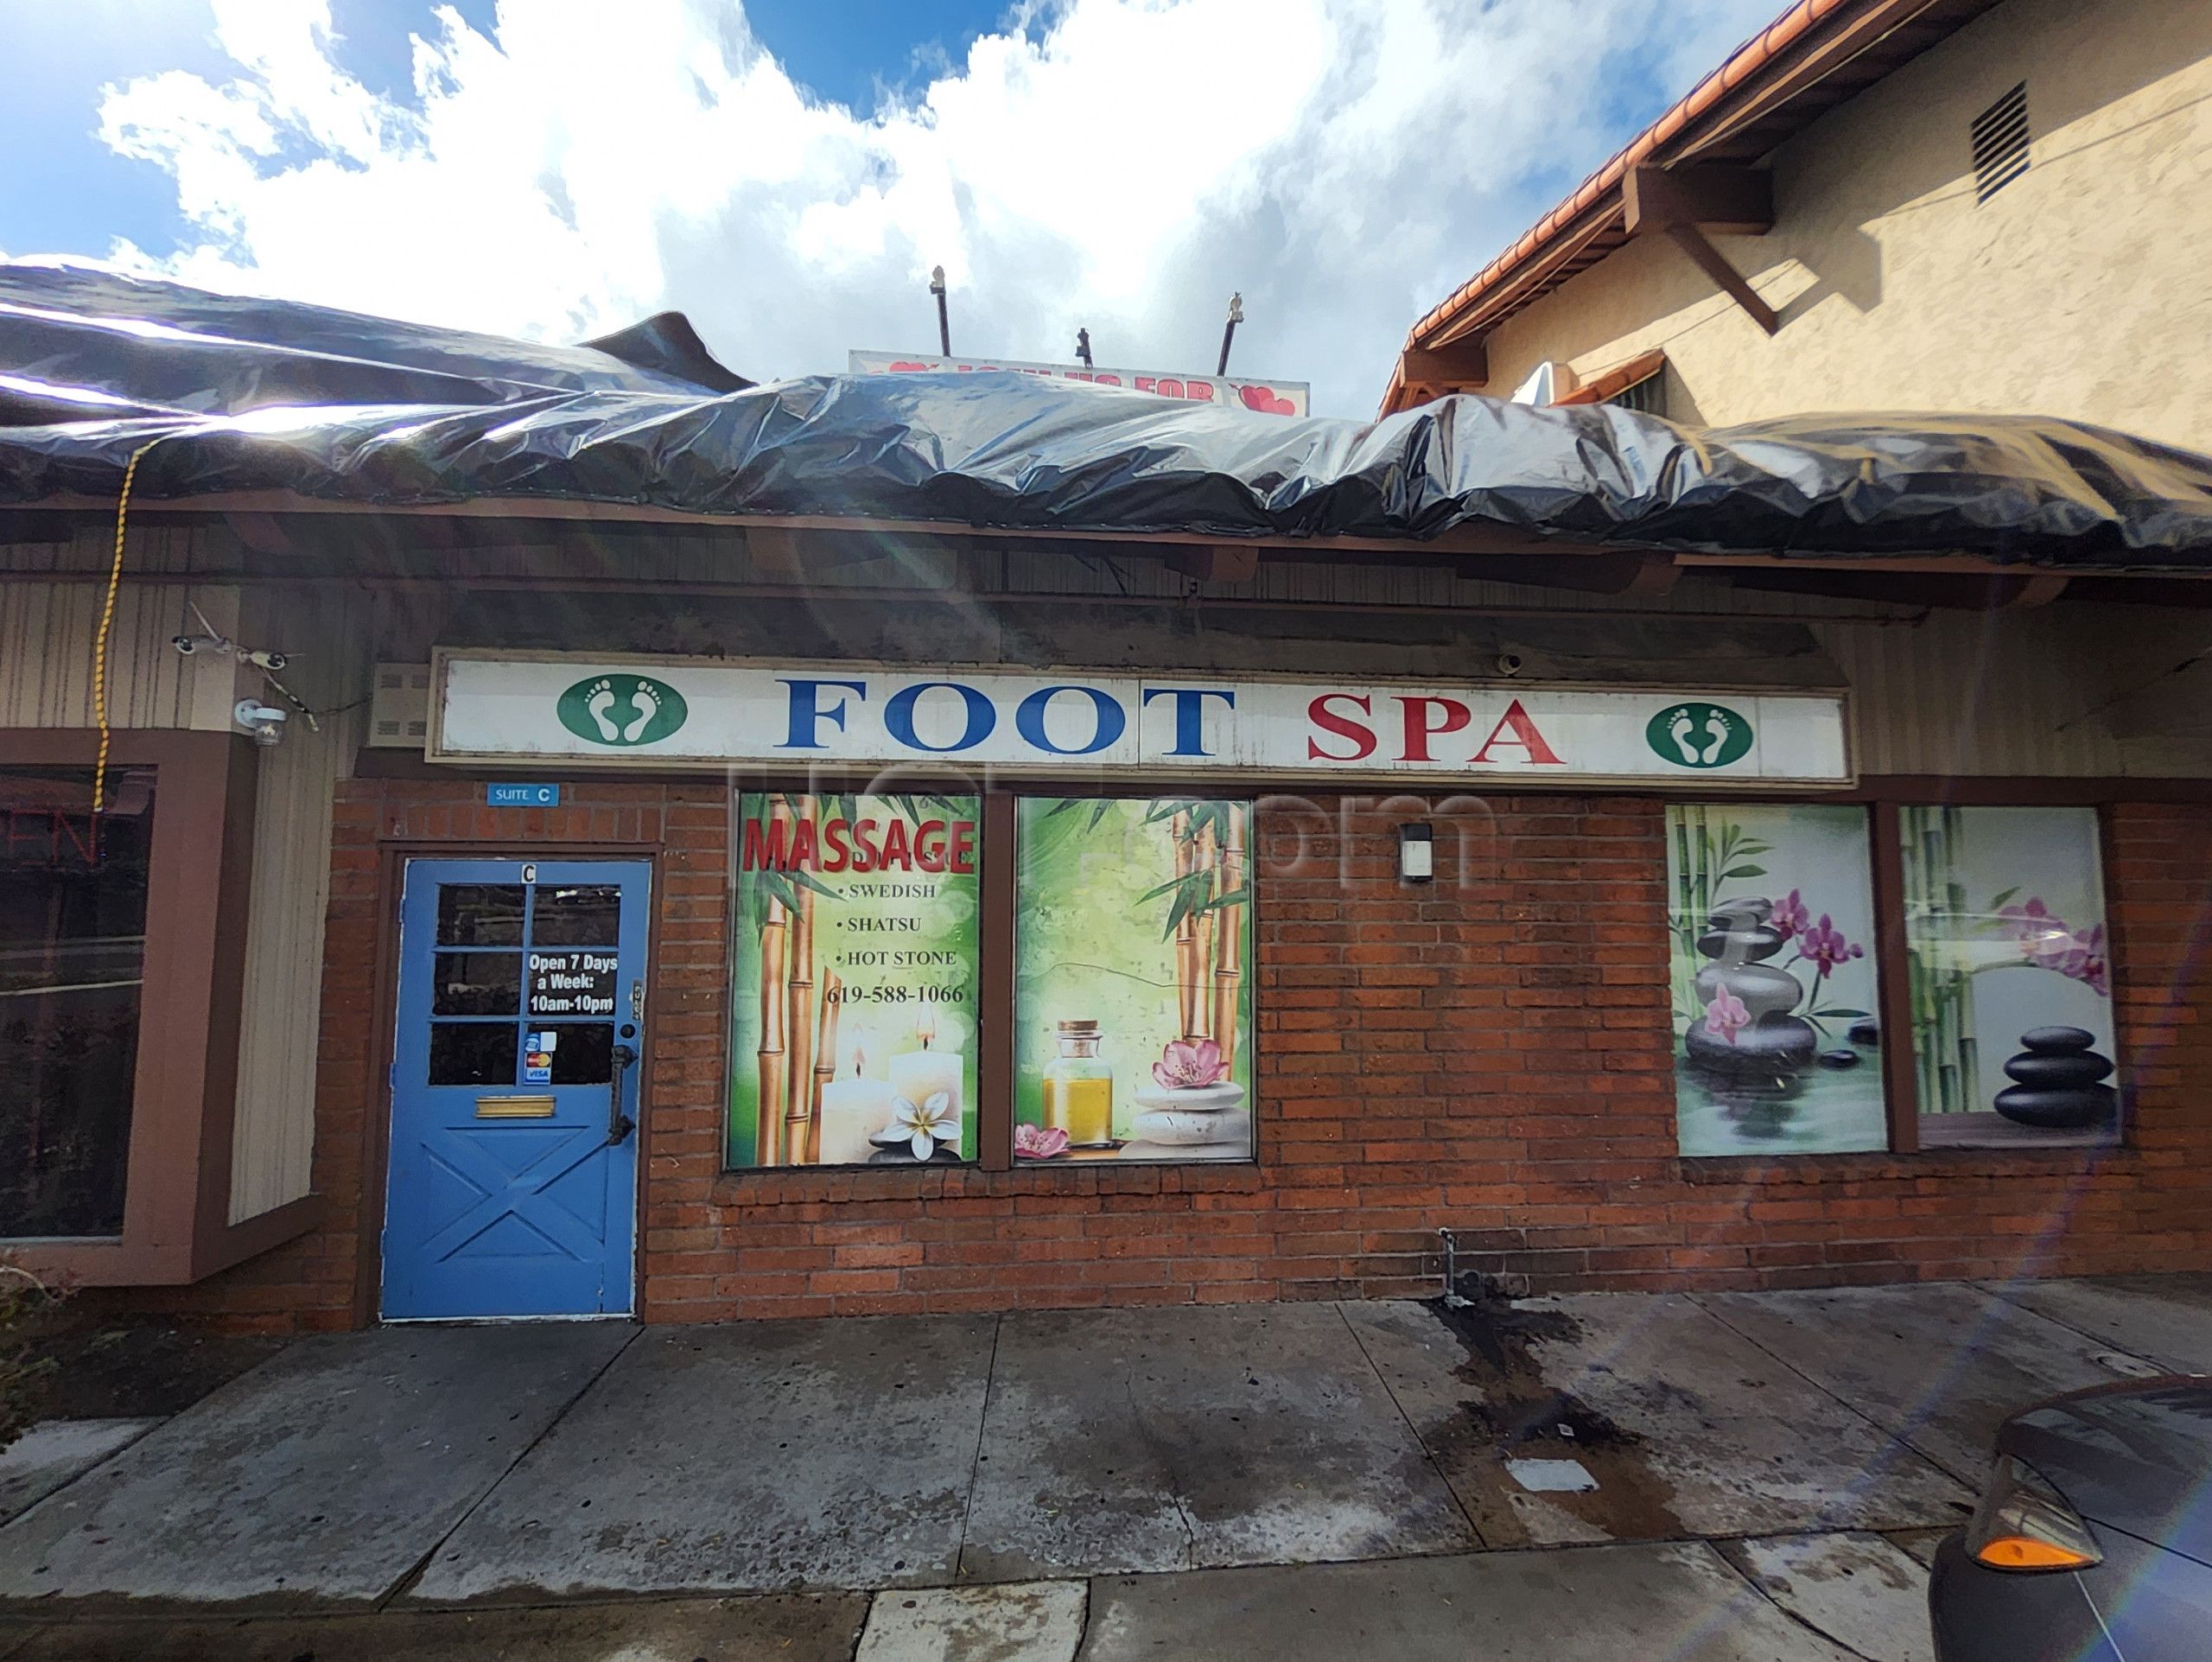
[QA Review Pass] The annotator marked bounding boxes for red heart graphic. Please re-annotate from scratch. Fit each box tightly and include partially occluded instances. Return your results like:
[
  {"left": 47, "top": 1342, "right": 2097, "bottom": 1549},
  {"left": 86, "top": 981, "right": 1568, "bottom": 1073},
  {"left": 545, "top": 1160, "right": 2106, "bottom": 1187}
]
[{"left": 1238, "top": 385, "right": 1295, "bottom": 415}]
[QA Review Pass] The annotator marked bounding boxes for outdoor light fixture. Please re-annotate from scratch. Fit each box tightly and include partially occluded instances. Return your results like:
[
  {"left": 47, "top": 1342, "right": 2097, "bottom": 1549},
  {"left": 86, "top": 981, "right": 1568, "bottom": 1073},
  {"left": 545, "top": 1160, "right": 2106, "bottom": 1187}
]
[{"left": 1398, "top": 821, "right": 1433, "bottom": 883}]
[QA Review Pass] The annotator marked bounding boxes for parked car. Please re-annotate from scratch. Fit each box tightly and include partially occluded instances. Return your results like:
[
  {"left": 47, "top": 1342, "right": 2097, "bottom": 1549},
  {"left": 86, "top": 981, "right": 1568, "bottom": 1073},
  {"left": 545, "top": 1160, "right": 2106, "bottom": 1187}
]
[{"left": 1931, "top": 1377, "right": 2212, "bottom": 1661}]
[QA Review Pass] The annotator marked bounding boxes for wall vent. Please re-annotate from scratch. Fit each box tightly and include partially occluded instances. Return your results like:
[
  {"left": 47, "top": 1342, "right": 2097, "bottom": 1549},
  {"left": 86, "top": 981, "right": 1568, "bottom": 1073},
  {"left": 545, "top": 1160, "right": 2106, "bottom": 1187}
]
[
  {"left": 1972, "top": 82, "right": 2030, "bottom": 203},
  {"left": 367, "top": 663, "right": 432, "bottom": 748}
]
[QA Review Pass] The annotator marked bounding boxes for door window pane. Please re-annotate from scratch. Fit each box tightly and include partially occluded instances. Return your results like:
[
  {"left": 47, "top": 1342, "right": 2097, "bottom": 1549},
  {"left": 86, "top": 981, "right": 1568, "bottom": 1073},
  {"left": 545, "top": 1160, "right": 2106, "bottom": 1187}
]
[
  {"left": 1014, "top": 799, "right": 1255, "bottom": 1165},
  {"left": 1903, "top": 806, "right": 2118, "bottom": 1145},
  {"left": 429, "top": 1022, "right": 517, "bottom": 1086},
  {"left": 531, "top": 885, "right": 620, "bottom": 946},
  {"left": 531, "top": 1022, "right": 615, "bottom": 1086},
  {"left": 728, "top": 794, "right": 981, "bottom": 1168},
  {"left": 1667, "top": 804, "right": 1886, "bottom": 1156},
  {"left": 0, "top": 766, "right": 155, "bottom": 1238},
  {"left": 436, "top": 884, "right": 524, "bottom": 946},
  {"left": 432, "top": 952, "right": 520, "bottom": 1016}
]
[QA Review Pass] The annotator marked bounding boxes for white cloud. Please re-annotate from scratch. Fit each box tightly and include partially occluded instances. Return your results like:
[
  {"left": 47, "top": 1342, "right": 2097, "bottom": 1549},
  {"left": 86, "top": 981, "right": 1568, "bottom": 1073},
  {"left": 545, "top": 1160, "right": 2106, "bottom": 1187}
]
[{"left": 92, "top": 0, "right": 1777, "bottom": 416}]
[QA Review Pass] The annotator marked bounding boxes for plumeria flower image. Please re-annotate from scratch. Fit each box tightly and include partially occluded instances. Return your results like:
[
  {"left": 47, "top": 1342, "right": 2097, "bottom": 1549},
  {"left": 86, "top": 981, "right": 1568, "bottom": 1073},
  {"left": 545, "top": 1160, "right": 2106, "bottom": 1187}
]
[
  {"left": 1014, "top": 1124, "right": 1071, "bottom": 1160},
  {"left": 889, "top": 1090, "right": 959, "bottom": 1160},
  {"left": 1703, "top": 989, "right": 1751, "bottom": 1045},
  {"left": 1153, "top": 1037, "right": 1229, "bottom": 1089},
  {"left": 1800, "top": 914, "right": 1865, "bottom": 978}
]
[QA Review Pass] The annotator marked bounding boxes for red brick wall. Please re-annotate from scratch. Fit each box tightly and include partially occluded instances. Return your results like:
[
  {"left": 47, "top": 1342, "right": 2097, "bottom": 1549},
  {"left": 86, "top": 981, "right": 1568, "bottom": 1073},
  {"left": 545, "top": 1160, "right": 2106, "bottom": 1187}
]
[{"left": 137, "top": 786, "right": 2212, "bottom": 1331}]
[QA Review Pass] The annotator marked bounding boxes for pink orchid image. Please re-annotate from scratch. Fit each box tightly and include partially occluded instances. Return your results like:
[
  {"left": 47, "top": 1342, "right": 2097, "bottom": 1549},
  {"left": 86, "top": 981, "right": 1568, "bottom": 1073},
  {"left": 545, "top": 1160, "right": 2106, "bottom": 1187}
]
[
  {"left": 1014, "top": 1123, "right": 1071, "bottom": 1160},
  {"left": 1153, "top": 1037, "right": 1229, "bottom": 1090},
  {"left": 1771, "top": 889, "right": 1811, "bottom": 941},
  {"left": 1800, "top": 914, "right": 1865, "bottom": 979},
  {"left": 1999, "top": 897, "right": 2071, "bottom": 965},
  {"left": 1702, "top": 989, "right": 1751, "bottom": 1045},
  {"left": 2057, "top": 925, "right": 2110, "bottom": 996}
]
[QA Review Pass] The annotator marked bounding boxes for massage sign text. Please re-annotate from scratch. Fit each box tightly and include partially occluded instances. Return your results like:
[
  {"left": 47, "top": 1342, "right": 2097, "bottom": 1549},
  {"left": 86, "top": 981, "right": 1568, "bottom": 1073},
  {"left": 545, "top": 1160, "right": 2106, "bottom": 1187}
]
[
  {"left": 434, "top": 657, "right": 1853, "bottom": 784},
  {"left": 741, "top": 810, "right": 977, "bottom": 1006}
]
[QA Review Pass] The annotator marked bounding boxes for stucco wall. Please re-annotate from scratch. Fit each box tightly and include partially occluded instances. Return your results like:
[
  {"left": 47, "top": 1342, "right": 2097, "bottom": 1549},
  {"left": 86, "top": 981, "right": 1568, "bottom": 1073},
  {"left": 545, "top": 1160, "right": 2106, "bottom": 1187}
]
[{"left": 1479, "top": 0, "right": 2212, "bottom": 449}]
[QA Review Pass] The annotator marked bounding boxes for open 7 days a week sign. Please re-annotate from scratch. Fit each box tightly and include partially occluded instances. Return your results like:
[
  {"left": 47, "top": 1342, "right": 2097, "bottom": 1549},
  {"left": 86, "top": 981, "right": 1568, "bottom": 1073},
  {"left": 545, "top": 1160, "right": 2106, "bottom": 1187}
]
[{"left": 429, "top": 653, "right": 1853, "bottom": 785}]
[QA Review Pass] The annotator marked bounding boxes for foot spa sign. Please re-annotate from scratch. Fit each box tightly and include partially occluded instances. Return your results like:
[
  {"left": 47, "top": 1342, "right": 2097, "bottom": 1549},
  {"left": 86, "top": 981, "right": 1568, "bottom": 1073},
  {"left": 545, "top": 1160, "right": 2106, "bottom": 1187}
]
[{"left": 432, "top": 653, "right": 1850, "bottom": 786}]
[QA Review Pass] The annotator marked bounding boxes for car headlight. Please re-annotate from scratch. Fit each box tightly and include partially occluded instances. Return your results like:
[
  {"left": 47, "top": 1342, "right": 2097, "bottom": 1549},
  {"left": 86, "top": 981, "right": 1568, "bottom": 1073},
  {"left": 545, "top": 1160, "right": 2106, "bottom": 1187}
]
[{"left": 1966, "top": 1455, "right": 2104, "bottom": 1572}]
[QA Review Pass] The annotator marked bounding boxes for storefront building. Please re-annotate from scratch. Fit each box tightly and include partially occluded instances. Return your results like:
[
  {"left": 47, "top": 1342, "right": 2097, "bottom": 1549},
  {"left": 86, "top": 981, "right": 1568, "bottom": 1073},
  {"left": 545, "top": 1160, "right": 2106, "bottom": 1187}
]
[{"left": 4, "top": 264, "right": 2212, "bottom": 1331}]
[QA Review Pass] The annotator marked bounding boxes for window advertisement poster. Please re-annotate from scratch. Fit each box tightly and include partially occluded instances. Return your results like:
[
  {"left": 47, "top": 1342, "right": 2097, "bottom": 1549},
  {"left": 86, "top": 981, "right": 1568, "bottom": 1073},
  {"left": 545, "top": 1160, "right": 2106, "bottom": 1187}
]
[
  {"left": 1901, "top": 806, "right": 2117, "bottom": 1143},
  {"left": 1667, "top": 803, "right": 1887, "bottom": 1156},
  {"left": 728, "top": 794, "right": 981, "bottom": 1168},
  {"left": 1014, "top": 799, "right": 1255, "bottom": 1163}
]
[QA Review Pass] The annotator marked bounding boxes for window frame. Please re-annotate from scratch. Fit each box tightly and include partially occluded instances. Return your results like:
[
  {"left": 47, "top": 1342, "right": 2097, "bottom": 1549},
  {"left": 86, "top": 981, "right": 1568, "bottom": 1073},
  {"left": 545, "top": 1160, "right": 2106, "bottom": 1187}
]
[
  {"left": 724, "top": 788, "right": 989, "bottom": 1170},
  {"left": 1675, "top": 783, "right": 2133, "bottom": 1158},
  {"left": 720, "top": 780, "right": 1262, "bottom": 1175},
  {"left": 0, "top": 729, "right": 309, "bottom": 1283},
  {"left": 1008, "top": 793, "right": 1258, "bottom": 1170}
]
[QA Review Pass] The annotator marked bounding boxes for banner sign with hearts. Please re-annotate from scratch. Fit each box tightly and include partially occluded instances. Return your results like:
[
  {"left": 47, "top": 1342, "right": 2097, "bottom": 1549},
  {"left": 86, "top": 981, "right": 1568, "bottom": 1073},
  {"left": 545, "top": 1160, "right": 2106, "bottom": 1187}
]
[{"left": 848, "top": 349, "right": 1309, "bottom": 417}]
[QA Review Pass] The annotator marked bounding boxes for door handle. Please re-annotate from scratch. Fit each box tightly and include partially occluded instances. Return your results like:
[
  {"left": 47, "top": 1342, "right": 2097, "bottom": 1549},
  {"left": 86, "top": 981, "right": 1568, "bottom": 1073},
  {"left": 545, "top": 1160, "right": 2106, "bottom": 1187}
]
[{"left": 607, "top": 1042, "right": 639, "bottom": 1145}]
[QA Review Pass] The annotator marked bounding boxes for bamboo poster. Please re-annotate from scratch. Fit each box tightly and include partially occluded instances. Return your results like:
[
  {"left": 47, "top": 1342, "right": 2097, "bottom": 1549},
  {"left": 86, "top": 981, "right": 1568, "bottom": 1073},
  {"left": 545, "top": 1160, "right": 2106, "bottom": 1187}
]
[
  {"left": 728, "top": 793, "right": 980, "bottom": 1167},
  {"left": 1014, "top": 798, "right": 1255, "bottom": 1163},
  {"left": 1666, "top": 802, "right": 1886, "bottom": 1156}
]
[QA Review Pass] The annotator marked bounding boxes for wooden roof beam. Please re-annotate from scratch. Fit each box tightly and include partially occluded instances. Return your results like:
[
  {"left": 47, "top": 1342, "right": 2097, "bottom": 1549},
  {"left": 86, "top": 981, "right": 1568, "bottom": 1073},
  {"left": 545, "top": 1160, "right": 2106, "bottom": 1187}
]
[
  {"left": 1623, "top": 163, "right": 1775, "bottom": 237},
  {"left": 1399, "top": 336, "right": 1489, "bottom": 391},
  {"left": 1625, "top": 163, "right": 1780, "bottom": 336}
]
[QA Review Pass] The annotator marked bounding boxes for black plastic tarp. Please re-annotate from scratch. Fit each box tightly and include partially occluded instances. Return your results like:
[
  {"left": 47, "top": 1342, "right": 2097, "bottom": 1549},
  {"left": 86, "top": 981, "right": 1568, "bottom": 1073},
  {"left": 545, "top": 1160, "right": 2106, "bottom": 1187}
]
[{"left": 5, "top": 262, "right": 2212, "bottom": 570}]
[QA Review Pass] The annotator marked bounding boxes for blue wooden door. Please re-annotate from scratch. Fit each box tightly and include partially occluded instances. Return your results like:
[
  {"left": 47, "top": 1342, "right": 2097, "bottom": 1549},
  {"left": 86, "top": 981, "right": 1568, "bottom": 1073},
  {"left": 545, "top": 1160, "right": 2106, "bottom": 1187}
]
[{"left": 381, "top": 858, "right": 649, "bottom": 1320}]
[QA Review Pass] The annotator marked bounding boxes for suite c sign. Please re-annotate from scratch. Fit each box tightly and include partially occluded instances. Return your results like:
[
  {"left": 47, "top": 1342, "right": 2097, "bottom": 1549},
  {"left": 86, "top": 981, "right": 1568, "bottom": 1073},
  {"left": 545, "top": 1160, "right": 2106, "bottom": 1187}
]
[{"left": 429, "top": 653, "right": 1850, "bottom": 785}]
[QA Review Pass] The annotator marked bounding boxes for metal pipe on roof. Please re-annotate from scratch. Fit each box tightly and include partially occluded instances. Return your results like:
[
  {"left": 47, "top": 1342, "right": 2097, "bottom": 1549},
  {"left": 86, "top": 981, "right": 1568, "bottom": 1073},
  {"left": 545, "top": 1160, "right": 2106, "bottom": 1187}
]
[{"left": 929, "top": 266, "right": 950, "bottom": 356}]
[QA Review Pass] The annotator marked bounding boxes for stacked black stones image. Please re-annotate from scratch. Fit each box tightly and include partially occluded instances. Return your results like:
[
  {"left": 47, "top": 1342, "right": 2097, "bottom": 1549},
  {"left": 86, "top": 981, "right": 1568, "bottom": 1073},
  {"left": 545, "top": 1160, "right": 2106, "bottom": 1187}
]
[
  {"left": 1684, "top": 897, "right": 1817, "bottom": 1081},
  {"left": 1993, "top": 1025, "right": 2117, "bottom": 1129}
]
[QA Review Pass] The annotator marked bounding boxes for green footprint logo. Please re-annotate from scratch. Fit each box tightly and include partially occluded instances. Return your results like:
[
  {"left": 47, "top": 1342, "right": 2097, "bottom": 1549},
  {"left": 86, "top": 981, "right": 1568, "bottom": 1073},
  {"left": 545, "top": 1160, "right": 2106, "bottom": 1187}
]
[
  {"left": 1646, "top": 702, "right": 1751, "bottom": 768},
  {"left": 556, "top": 674, "right": 689, "bottom": 747}
]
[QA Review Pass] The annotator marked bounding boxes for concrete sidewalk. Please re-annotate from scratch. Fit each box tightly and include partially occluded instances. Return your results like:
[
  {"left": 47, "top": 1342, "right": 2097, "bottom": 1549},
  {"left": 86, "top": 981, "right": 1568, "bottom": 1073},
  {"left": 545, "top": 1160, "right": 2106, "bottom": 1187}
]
[{"left": 2, "top": 1273, "right": 2208, "bottom": 1659}]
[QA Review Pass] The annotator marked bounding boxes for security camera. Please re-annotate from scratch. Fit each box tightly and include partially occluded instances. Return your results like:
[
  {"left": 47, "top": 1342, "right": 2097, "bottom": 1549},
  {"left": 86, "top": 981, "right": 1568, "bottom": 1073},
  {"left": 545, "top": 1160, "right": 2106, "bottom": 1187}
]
[
  {"left": 173, "top": 634, "right": 199, "bottom": 655},
  {"left": 1496, "top": 653, "right": 1524, "bottom": 677},
  {"left": 244, "top": 649, "right": 289, "bottom": 672},
  {"left": 233, "top": 700, "right": 289, "bottom": 747}
]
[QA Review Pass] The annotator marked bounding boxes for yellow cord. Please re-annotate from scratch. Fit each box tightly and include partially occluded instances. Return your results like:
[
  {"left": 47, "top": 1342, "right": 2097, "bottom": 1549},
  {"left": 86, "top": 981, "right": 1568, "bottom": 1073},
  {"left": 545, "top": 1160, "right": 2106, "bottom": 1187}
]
[{"left": 92, "top": 441, "right": 157, "bottom": 815}]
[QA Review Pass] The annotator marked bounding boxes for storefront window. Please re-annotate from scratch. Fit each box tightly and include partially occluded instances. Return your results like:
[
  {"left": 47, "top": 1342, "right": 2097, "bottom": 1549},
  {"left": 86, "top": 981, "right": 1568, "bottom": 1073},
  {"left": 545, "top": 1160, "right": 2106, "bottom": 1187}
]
[
  {"left": 1, "top": 766, "right": 156, "bottom": 1237},
  {"left": 1667, "top": 803, "right": 1886, "bottom": 1156},
  {"left": 1014, "top": 798, "right": 1255, "bottom": 1163},
  {"left": 727, "top": 793, "right": 981, "bottom": 1167},
  {"left": 1902, "top": 806, "right": 2118, "bottom": 1145}
]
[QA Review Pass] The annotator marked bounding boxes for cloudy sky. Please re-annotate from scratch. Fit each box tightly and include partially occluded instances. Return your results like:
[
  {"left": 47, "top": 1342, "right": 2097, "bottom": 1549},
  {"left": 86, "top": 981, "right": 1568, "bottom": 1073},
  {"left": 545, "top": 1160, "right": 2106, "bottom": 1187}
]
[{"left": 0, "top": 0, "right": 1781, "bottom": 417}]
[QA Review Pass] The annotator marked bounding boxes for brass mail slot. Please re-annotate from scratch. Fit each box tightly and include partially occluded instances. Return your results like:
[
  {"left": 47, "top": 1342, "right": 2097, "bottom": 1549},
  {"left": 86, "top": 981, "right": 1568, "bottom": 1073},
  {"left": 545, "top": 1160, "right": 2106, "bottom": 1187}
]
[{"left": 476, "top": 1094, "right": 556, "bottom": 1119}]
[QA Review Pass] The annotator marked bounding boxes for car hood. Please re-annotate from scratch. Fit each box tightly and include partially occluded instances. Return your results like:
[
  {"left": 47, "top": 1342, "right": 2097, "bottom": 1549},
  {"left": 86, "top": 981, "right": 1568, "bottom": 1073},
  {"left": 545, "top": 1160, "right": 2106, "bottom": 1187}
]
[{"left": 2000, "top": 1379, "right": 2212, "bottom": 1567}]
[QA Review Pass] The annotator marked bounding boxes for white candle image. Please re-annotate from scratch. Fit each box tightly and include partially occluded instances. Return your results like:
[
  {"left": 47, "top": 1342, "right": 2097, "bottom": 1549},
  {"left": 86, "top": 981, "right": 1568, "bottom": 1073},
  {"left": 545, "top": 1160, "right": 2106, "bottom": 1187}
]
[{"left": 817, "top": 1045, "right": 898, "bottom": 1165}]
